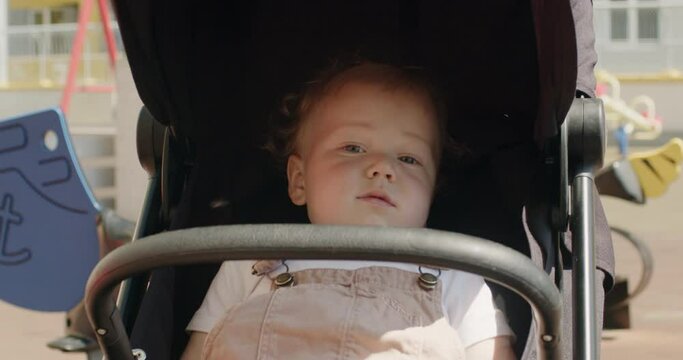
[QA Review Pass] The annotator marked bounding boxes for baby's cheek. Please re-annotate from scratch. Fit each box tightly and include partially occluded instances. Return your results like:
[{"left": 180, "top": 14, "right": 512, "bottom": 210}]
[
  {"left": 406, "top": 188, "right": 433, "bottom": 227},
  {"left": 306, "top": 185, "right": 343, "bottom": 224},
  {"left": 405, "top": 205, "right": 430, "bottom": 227}
]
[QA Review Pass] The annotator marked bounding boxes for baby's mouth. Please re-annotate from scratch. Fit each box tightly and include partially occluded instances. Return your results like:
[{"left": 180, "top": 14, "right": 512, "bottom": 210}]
[{"left": 356, "top": 191, "right": 396, "bottom": 208}]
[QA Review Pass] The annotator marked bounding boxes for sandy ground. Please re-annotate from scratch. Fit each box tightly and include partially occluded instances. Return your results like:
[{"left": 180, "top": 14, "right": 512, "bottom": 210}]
[
  {"left": 600, "top": 147, "right": 683, "bottom": 359},
  {"left": 0, "top": 302, "right": 84, "bottom": 359},
  {"left": 1, "top": 146, "right": 681, "bottom": 359}
]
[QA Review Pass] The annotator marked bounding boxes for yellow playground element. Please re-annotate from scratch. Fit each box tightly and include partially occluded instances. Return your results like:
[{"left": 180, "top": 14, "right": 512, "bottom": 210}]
[{"left": 628, "top": 138, "right": 683, "bottom": 199}]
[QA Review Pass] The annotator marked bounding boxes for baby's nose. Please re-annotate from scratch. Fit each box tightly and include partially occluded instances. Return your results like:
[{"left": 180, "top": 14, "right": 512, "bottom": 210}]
[{"left": 366, "top": 158, "right": 395, "bottom": 181}]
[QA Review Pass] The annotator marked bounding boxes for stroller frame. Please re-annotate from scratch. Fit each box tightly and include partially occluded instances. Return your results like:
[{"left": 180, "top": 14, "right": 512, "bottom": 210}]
[
  {"left": 84, "top": 1, "right": 611, "bottom": 359},
  {"left": 85, "top": 98, "right": 606, "bottom": 360}
]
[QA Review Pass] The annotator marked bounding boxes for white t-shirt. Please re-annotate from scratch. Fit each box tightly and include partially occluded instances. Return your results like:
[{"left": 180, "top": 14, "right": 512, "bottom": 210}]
[{"left": 187, "top": 260, "right": 513, "bottom": 348}]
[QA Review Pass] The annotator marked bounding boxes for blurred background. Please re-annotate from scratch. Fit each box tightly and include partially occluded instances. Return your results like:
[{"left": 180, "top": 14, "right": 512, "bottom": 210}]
[{"left": 0, "top": 0, "right": 681, "bottom": 358}]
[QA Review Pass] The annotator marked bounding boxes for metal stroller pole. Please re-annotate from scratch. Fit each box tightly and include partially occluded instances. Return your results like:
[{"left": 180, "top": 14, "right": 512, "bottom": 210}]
[
  {"left": 564, "top": 98, "right": 606, "bottom": 360},
  {"left": 571, "top": 175, "right": 598, "bottom": 360}
]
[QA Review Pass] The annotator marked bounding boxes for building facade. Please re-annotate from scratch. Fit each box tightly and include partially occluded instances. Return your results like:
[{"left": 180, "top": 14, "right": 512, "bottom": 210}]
[
  {"left": 594, "top": 0, "right": 683, "bottom": 135},
  {"left": 594, "top": 0, "right": 683, "bottom": 74}
]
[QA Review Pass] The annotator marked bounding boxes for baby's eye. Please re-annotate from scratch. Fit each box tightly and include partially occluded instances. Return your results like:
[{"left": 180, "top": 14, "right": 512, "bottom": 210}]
[
  {"left": 342, "top": 144, "right": 364, "bottom": 153},
  {"left": 398, "top": 156, "right": 420, "bottom": 165}
]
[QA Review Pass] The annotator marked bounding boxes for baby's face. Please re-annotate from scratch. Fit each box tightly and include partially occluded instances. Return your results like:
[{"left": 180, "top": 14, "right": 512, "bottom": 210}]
[{"left": 287, "top": 81, "right": 439, "bottom": 227}]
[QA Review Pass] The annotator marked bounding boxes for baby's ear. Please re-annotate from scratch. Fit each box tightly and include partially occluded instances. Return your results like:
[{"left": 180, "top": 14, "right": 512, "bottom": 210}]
[{"left": 286, "top": 154, "right": 306, "bottom": 205}]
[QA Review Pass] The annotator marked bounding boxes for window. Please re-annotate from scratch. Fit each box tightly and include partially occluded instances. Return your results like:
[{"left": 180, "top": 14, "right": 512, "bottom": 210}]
[
  {"left": 51, "top": 5, "right": 78, "bottom": 24},
  {"left": 611, "top": 6, "right": 629, "bottom": 40},
  {"left": 638, "top": 7, "right": 659, "bottom": 40},
  {"left": 608, "top": 0, "right": 660, "bottom": 43}
]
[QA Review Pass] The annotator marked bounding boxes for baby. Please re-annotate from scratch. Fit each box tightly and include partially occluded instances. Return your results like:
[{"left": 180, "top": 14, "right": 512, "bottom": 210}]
[{"left": 182, "top": 62, "right": 515, "bottom": 359}]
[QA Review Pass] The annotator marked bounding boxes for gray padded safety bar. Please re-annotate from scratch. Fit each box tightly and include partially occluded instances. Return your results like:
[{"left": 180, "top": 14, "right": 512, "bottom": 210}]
[{"left": 85, "top": 224, "right": 562, "bottom": 360}]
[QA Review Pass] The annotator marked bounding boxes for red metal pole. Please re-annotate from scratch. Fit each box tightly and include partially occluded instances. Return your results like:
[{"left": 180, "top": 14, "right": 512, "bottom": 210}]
[
  {"left": 60, "top": 0, "right": 94, "bottom": 114},
  {"left": 97, "top": 0, "right": 117, "bottom": 69}
]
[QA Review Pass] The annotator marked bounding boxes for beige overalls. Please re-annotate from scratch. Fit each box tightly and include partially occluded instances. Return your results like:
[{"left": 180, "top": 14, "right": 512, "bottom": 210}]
[{"left": 202, "top": 262, "right": 465, "bottom": 359}]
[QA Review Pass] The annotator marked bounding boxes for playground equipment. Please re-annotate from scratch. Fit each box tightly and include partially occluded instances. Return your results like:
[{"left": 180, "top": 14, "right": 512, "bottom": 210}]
[
  {"left": 0, "top": 0, "right": 134, "bottom": 356},
  {"left": 594, "top": 69, "right": 683, "bottom": 329}
]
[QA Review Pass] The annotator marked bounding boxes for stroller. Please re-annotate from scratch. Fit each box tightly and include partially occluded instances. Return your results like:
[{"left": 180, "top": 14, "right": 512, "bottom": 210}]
[{"left": 84, "top": 1, "right": 614, "bottom": 359}]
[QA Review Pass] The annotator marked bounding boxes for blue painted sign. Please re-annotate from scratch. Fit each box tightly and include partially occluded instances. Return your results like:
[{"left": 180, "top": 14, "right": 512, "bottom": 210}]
[{"left": 0, "top": 108, "right": 100, "bottom": 311}]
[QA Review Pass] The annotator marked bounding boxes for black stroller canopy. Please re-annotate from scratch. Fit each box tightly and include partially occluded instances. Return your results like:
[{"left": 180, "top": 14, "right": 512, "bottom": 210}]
[
  {"left": 108, "top": 1, "right": 589, "bottom": 358},
  {"left": 113, "top": 0, "right": 577, "bottom": 153}
]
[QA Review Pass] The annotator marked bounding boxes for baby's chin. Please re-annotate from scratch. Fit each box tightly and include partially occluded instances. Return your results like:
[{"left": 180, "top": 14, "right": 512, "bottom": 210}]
[{"left": 310, "top": 215, "right": 423, "bottom": 228}]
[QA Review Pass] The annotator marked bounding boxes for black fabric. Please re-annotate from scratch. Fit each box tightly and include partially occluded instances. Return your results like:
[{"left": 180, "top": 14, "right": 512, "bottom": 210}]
[
  {"left": 530, "top": 0, "right": 578, "bottom": 142},
  {"left": 572, "top": 0, "right": 598, "bottom": 98},
  {"left": 111, "top": 0, "right": 576, "bottom": 150},
  {"left": 430, "top": 143, "right": 537, "bottom": 358},
  {"left": 129, "top": 267, "right": 174, "bottom": 360}
]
